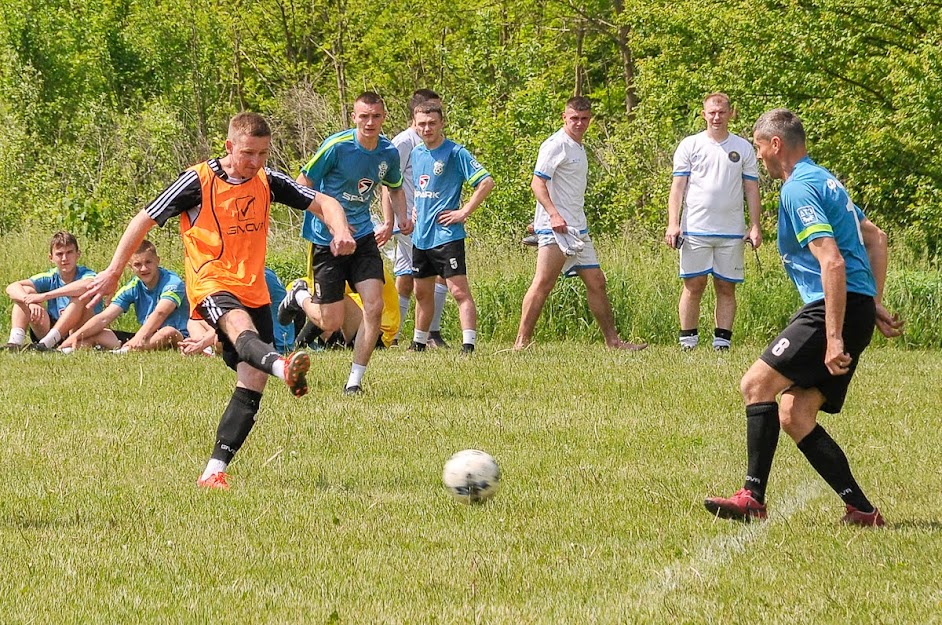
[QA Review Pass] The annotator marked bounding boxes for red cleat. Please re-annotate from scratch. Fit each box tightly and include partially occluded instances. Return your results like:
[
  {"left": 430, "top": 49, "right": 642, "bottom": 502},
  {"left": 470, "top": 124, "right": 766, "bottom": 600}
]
[
  {"left": 841, "top": 505, "right": 885, "bottom": 527},
  {"left": 284, "top": 350, "right": 311, "bottom": 398},
  {"left": 197, "top": 472, "right": 230, "bottom": 490},
  {"left": 704, "top": 488, "right": 768, "bottom": 521}
]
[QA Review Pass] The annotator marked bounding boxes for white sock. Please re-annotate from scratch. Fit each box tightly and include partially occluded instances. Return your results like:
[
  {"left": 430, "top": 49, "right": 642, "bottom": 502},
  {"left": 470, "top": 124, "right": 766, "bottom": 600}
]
[
  {"left": 347, "top": 363, "right": 367, "bottom": 389},
  {"left": 413, "top": 329, "right": 429, "bottom": 345},
  {"left": 295, "top": 287, "right": 312, "bottom": 308},
  {"left": 397, "top": 295, "right": 410, "bottom": 339},
  {"left": 40, "top": 329, "right": 61, "bottom": 348},
  {"left": 462, "top": 329, "right": 477, "bottom": 346},
  {"left": 431, "top": 283, "right": 447, "bottom": 332},
  {"left": 8, "top": 327, "right": 26, "bottom": 345},
  {"left": 200, "top": 458, "right": 228, "bottom": 481},
  {"left": 679, "top": 333, "right": 699, "bottom": 349},
  {"left": 271, "top": 358, "right": 286, "bottom": 381}
]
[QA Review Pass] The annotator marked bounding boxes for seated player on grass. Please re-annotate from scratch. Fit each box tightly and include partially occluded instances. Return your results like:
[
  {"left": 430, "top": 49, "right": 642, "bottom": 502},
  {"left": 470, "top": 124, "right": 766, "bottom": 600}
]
[
  {"left": 59, "top": 240, "right": 188, "bottom": 352},
  {"left": 3, "top": 231, "right": 101, "bottom": 352}
]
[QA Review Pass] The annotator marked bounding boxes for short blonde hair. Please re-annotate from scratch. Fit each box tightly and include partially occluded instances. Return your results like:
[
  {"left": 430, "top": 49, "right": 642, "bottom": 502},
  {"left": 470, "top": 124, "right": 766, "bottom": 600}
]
[{"left": 228, "top": 112, "right": 271, "bottom": 140}]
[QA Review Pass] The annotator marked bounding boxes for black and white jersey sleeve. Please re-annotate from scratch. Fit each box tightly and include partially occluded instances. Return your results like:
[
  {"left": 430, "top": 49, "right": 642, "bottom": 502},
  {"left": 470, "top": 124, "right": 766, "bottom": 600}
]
[
  {"left": 144, "top": 169, "right": 203, "bottom": 227},
  {"left": 267, "top": 168, "right": 318, "bottom": 211}
]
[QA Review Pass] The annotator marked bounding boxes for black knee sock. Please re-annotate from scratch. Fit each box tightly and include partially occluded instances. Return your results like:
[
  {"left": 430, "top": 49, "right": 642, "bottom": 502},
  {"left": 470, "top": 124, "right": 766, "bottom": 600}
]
[
  {"left": 797, "top": 424, "right": 874, "bottom": 512},
  {"left": 234, "top": 330, "right": 281, "bottom": 375},
  {"left": 743, "top": 402, "right": 780, "bottom": 503},
  {"left": 714, "top": 328, "right": 733, "bottom": 341},
  {"left": 211, "top": 387, "right": 263, "bottom": 463}
]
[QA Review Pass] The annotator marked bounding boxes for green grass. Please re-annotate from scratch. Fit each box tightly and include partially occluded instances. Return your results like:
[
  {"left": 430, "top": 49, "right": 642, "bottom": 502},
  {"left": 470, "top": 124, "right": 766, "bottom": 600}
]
[{"left": 1, "top": 344, "right": 941, "bottom": 623}]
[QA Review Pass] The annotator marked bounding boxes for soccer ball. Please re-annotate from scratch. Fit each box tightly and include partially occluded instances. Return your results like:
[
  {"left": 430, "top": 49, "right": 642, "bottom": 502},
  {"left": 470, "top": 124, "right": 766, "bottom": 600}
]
[{"left": 442, "top": 449, "right": 501, "bottom": 504}]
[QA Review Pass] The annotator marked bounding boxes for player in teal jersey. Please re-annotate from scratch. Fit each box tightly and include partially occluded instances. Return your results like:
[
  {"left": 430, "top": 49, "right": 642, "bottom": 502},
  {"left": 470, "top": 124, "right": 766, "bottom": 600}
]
[
  {"left": 705, "top": 108, "right": 903, "bottom": 527},
  {"left": 3, "top": 231, "right": 101, "bottom": 351},
  {"left": 407, "top": 102, "right": 494, "bottom": 354},
  {"left": 60, "top": 240, "right": 188, "bottom": 352},
  {"left": 285, "top": 91, "right": 412, "bottom": 394}
]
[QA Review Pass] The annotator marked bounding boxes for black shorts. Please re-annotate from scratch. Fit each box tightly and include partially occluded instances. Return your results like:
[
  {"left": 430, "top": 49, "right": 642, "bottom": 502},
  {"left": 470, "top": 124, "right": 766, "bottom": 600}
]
[
  {"left": 412, "top": 239, "right": 467, "bottom": 279},
  {"left": 113, "top": 330, "right": 135, "bottom": 344},
  {"left": 310, "top": 236, "right": 385, "bottom": 304},
  {"left": 197, "top": 292, "right": 275, "bottom": 372},
  {"left": 759, "top": 292, "right": 875, "bottom": 414}
]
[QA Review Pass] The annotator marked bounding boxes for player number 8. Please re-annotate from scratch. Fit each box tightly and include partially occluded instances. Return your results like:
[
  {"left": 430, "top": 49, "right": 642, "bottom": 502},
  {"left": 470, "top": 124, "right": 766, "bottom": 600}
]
[{"left": 771, "top": 338, "right": 790, "bottom": 356}]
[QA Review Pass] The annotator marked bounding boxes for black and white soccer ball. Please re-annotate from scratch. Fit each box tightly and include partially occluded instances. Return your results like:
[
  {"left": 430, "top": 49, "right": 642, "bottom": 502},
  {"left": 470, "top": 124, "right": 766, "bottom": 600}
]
[{"left": 442, "top": 449, "right": 501, "bottom": 504}]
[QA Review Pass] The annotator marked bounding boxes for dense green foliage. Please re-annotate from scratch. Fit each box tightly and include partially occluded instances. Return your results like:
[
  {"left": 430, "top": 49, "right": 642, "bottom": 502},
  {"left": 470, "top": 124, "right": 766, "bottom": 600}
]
[{"left": 1, "top": 0, "right": 940, "bottom": 256}]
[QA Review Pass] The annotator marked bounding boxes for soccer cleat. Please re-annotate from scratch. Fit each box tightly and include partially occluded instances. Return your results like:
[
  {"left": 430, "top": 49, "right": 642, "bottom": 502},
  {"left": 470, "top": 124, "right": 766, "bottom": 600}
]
[
  {"left": 197, "top": 472, "right": 230, "bottom": 490},
  {"left": 461, "top": 343, "right": 475, "bottom": 355},
  {"left": 521, "top": 234, "right": 539, "bottom": 247},
  {"left": 407, "top": 341, "right": 427, "bottom": 352},
  {"left": 25, "top": 342, "right": 53, "bottom": 352},
  {"left": 428, "top": 331, "right": 450, "bottom": 349},
  {"left": 841, "top": 505, "right": 885, "bottom": 527},
  {"left": 704, "top": 488, "right": 768, "bottom": 521},
  {"left": 713, "top": 344, "right": 730, "bottom": 352},
  {"left": 283, "top": 350, "right": 311, "bottom": 398},
  {"left": 277, "top": 279, "right": 310, "bottom": 326},
  {"left": 1, "top": 342, "right": 26, "bottom": 352},
  {"left": 343, "top": 384, "right": 363, "bottom": 396}
]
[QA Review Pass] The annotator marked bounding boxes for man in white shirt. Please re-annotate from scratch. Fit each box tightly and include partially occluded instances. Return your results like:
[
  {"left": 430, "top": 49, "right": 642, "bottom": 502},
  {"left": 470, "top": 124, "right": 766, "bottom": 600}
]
[
  {"left": 514, "top": 96, "right": 647, "bottom": 351},
  {"left": 665, "top": 93, "right": 762, "bottom": 351}
]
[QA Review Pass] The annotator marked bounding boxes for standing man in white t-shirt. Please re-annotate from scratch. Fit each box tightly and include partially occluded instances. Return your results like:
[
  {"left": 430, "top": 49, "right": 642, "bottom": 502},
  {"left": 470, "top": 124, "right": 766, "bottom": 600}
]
[
  {"left": 665, "top": 92, "right": 762, "bottom": 351},
  {"left": 514, "top": 96, "right": 647, "bottom": 352},
  {"left": 386, "top": 89, "right": 450, "bottom": 348}
]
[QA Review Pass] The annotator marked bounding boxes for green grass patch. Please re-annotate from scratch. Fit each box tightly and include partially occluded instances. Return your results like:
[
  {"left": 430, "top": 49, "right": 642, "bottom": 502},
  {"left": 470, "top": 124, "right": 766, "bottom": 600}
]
[{"left": 1, "top": 345, "right": 940, "bottom": 623}]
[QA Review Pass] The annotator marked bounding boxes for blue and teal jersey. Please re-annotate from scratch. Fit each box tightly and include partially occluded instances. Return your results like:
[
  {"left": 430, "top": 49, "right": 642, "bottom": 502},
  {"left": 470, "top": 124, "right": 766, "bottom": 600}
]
[
  {"left": 265, "top": 268, "right": 295, "bottom": 353},
  {"left": 411, "top": 139, "right": 490, "bottom": 250},
  {"left": 112, "top": 267, "right": 189, "bottom": 335},
  {"left": 300, "top": 129, "right": 402, "bottom": 246},
  {"left": 778, "top": 156, "right": 876, "bottom": 304},
  {"left": 29, "top": 265, "right": 102, "bottom": 320}
]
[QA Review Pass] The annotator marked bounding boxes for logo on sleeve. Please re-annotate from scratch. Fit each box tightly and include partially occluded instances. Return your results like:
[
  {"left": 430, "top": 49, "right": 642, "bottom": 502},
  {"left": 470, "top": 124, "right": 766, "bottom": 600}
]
[
  {"left": 433, "top": 161, "right": 444, "bottom": 176},
  {"left": 470, "top": 158, "right": 483, "bottom": 171},
  {"left": 728, "top": 151, "right": 741, "bottom": 163},
  {"left": 797, "top": 206, "right": 817, "bottom": 225}
]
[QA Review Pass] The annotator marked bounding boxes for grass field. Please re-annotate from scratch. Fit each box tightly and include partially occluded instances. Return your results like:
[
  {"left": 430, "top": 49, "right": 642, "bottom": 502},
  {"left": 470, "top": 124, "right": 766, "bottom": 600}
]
[{"left": 2, "top": 343, "right": 940, "bottom": 624}]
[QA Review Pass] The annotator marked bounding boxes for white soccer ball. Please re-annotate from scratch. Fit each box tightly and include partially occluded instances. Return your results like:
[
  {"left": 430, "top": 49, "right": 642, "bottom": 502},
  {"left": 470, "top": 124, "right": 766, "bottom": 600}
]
[{"left": 442, "top": 449, "right": 501, "bottom": 504}]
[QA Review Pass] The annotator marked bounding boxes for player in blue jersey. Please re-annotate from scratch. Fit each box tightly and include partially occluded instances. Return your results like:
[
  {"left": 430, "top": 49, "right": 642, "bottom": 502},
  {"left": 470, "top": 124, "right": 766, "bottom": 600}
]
[
  {"left": 386, "top": 89, "right": 451, "bottom": 348},
  {"left": 406, "top": 102, "right": 495, "bottom": 354},
  {"left": 704, "top": 108, "right": 903, "bottom": 527},
  {"left": 59, "top": 240, "right": 188, "bottom": 352},
  {"left": 3, "top": 231, "right": 101, "bottom": 351},
  {"left": 279, "top": 91, "right": 411, "bottom": 394}
]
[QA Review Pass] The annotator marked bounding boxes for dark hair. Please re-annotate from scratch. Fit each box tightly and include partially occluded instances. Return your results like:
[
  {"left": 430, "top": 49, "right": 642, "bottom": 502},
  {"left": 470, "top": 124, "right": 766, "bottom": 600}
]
[
  {"left": 408, "top": 89, "right": 441, "bottom": 118},
  {"left": 355, "top": 91, "right": 386, "bottom": 108},
  {"left": 49, "top": 231, "right": 79, "bottom": 253},
  {"left": 413, "top": 103, "right": 444, "bottom": 119},
  {"left": 228, "top": 112, "right": 271, "bottom": 139},
  {"left": 565, "top": 96, "right": 592, "bottom": 112},
  {"left": 753, "top": 108, "right": 806, "bottom": 148}
]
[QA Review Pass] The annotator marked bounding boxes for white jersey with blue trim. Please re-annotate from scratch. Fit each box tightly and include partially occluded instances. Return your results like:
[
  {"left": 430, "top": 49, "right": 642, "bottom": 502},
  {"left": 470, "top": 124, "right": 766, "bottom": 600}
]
[
  {"left": 778, "top": 156, "right": 876, "bottom": 304},
  {"left": 532, "top": 128, "right": 589, "bottom": 234},
  {"left": 672, "top": 131, "right": 759, "bottom": 237},
  {"left": 391, "top": 127, "right": 422, "bottom": 231},
  {"left": 411, "top": 138, "right": 490, "bottom": 250}
]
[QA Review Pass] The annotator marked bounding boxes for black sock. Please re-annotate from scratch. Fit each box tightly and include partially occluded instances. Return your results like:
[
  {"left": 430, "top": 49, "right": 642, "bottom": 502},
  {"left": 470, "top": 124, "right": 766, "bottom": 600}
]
[
  {"left": 211, "top": 387, "right": 263, "bottom": 463},
  {"left": 679, "top": 328, "right": 698, "bottom": 338},
  {"left": 714, "top": 328, "right": 733, "bottom": 341},
  {"left": 743, "top": 402, "right": 780, "bottom": 503},
  {"left": 797, "top": 424, "right": 874, "bottom": 512},
  {"left": 234, "top": 330, "right": 281, "bottom": 375}
]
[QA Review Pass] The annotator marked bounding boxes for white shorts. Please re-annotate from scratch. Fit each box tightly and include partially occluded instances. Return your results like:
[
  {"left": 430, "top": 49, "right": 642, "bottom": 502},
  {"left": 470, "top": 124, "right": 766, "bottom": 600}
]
[
  {"left": 679, "top": 235, "right": 744, "bottom": 283},
  {"left": 538, "top": 233, "right": 600, "bottom": 278},
  {"left": 394, "top": 233, "right": 413, "bottom": 277}
]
